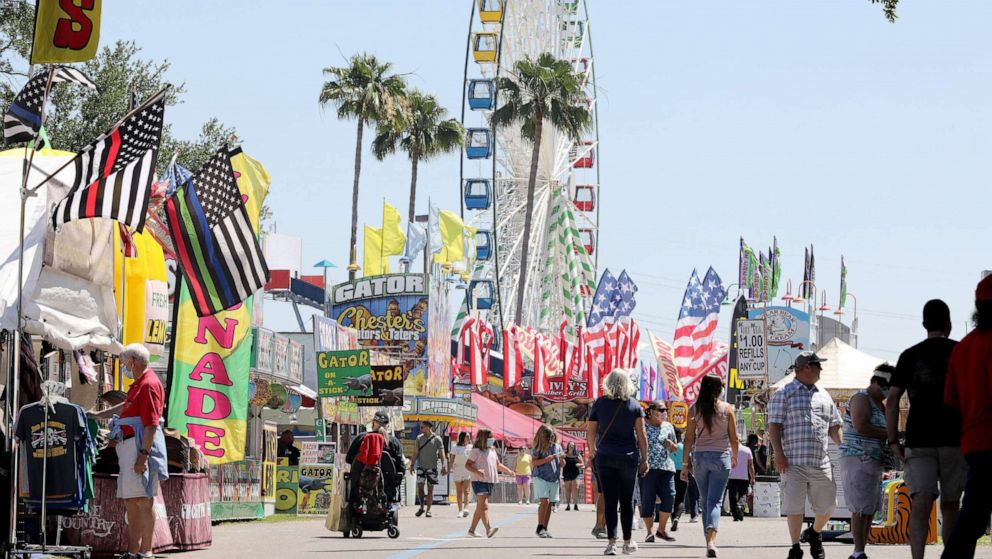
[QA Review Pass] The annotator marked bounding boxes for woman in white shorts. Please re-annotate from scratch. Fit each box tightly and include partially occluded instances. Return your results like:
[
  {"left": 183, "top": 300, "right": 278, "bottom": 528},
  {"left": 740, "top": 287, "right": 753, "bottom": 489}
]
[{"left": 449, "top": 432, "right": 474, "bottom": 517}]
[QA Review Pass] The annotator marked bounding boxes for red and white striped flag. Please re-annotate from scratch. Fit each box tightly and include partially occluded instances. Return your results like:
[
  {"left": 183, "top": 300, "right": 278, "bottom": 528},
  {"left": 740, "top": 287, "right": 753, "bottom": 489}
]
[
  {"left": 503, "top": 325, "right": 523, "bottom": 388},
  {"left": 470, "top": 321, "right": 494, "bottom": 386},
  {"left": 586, "top": 346, "right": 600, "bottom": 399}
]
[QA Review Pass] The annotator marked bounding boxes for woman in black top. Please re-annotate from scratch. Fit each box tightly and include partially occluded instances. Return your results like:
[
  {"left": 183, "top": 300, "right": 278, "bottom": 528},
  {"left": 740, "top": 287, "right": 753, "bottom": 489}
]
[
  {"left": 587, "top": 369, "right": 649, "bottom": 556},
  {"left": 562, "top": 442, "right": 583, "bottom": 510}
]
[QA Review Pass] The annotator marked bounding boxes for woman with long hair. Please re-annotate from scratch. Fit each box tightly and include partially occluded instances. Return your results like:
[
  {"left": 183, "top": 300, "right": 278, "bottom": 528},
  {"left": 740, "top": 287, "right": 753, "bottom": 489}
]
[
  {"left": 448, "top": 431, "right": 474, "bottom": 518},
  {"left": 562, "top": 441, "right": 583, "bottom": 510},
  {"left": 587, "top": 369, "right": 649, "bottom": 556},
  {"left": 531, "top": 424, "right": 564, "bottom": 537},
  {"left": 681, "top": 374, "right": 739, "bottom": 558},
  {"left": 466, "top": 428, "right": 515, "bottom": 538}
]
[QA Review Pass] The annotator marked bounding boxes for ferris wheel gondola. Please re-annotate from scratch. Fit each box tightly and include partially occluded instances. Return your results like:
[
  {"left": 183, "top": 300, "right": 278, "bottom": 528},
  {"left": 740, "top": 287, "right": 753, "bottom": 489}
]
[{"left": 456, "top": 0, "right": 601, "bottom": 340}]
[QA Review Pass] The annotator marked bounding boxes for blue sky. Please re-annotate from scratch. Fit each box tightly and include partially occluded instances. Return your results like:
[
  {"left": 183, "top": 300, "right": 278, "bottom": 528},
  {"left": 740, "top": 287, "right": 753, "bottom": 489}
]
[{"left": 96, "top": 1, "right": 992, "bottom": 361}]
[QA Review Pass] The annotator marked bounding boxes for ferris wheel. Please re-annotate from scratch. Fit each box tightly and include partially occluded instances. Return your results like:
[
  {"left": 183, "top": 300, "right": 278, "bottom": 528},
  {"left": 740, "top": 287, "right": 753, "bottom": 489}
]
[{"left": 457, "top": 0, "right": 601, "bottom": 340}]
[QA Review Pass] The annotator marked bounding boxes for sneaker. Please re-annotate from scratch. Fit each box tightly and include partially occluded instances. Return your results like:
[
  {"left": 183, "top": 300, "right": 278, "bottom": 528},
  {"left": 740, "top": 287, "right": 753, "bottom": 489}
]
[
  {"left": 425, "top": 511, "right": 432, "bottom": 518},
  {"left": 592, "top": 527, "right": 608, "bottom": 539},
  {"left": 604, "top": 543, "right": 617, "bottom": 556},
  {"left": 656, "top": 531, "right": 676, "bottom": 542},
  {"left": 415, "top": 508, "right": 425, "bottom": 517},
  {"left": 706, "top": 547, "right": 718, "bottom": 558},
  {"left": 622, "top": 541, "right": 638, "bottom": 554},
  {"left": 487, "top": 527, "right": 499, "bottom": 538},
  {"left": 518, "top": 500, "right": 524, "bottom": 505},
  {"left": 670, "top": 518, "right": 679, "bottom": 532},
  {"left": 574, "top": 505, "right": 580, "bottom": 511},
  {"left": 644, "top": 533, "right": 655, "bottom": 543},
  {"left": 803, "top": 528, "right": 825, "bottom": 559},
  {"left": 847, "top": 555, "right": 868, "bottom": 559},
  {"left": 461, "top": 509, "right": 470, "bottom": 518},
  {"left": 788, "top": 544, "right": 804, "bottom": 559},
  {"left": 688, "top": 516, "right": 699, "bottom": 523},
  {"left": 538, "top": 529, "right": 552, "bottom": 538},
  {"left": 566, "top": 504, "right": 572, "bottom": 511},
  {"left": 467, "top": 530, "right": 482, "bottom": 538}
]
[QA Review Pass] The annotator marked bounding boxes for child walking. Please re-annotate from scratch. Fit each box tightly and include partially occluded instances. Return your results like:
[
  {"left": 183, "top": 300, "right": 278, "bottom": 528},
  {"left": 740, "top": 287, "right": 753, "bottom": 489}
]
[
  {"left": 466, "top": 428, "right": 515, "bottom": 538},
  {"left": 531, "top": 425, "right": 564, "bottom": 538}
]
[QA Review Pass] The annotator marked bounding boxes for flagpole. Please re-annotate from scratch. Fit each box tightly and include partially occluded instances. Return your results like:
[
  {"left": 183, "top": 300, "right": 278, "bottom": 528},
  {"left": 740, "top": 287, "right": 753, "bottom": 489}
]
[
  {"left": 27, "top": 83, "right": 173, "bottom": 194},
  {"left": 9, "top": 63, "right": 57, "bottom": 554},
  {"left": 380, "top": 198, "right": 386, "bottom": 275}
]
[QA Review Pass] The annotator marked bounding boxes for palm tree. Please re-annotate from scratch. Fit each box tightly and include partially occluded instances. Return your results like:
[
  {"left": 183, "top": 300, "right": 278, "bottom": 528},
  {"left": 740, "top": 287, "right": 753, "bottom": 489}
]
[
  {"left": 319, "top": 53, "right": 407, "bottom": 279},
  {"left": 491, "top": 52, "right": 591, "bottom": 325},
  {"left": 372, "top": 89, "right": 464, "bottom": 225}
]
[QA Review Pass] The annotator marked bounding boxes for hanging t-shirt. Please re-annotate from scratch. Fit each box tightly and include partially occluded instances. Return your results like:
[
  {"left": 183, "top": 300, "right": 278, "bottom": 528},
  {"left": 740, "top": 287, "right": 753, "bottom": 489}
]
[{"left": 15, "top": 401, "right": 86, "bottom": 500}]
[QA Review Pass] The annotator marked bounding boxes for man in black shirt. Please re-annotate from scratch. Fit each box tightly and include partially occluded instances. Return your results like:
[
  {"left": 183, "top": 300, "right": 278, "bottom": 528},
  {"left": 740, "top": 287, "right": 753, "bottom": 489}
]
[
  {"left": 278, "top": 430, "right": 301, "bottom": 466},
  {"left": 886, "top": 299, "right": 964, "bottom": 559}
]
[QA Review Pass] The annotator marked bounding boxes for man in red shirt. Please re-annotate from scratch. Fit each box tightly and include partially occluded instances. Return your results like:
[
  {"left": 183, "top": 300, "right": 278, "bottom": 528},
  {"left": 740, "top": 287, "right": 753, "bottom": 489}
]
[
  {"left": 90, "top": 343, "right": 165, "bottom": 559},
  {"left": 941, "top": 275, "right": 992, "bottom": 559}
]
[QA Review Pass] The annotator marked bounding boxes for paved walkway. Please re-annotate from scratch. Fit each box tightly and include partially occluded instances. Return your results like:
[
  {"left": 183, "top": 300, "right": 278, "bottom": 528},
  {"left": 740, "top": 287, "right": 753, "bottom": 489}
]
[{"left": 180, "top": 504, "right": 991, "bottom": 559}]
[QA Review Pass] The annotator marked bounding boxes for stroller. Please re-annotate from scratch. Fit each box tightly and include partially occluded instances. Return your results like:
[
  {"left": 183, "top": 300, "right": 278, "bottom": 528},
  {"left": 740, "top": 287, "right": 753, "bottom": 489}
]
[{"left": 342, "top": 448, "right": 403, "bottom": 539}]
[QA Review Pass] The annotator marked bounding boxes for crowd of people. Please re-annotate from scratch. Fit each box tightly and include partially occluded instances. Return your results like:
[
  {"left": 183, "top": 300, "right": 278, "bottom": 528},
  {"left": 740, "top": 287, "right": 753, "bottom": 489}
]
[{"left": 331, "top": 276, "right": 992, "bottom": 558}]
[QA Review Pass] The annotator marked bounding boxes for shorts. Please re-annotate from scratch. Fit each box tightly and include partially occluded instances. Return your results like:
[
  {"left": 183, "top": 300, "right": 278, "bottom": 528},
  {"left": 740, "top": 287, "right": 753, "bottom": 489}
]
[
  {"left": 533, "top": 477, "right": 560, "bottom": 501},
  {"left": 115, "top": 439, "right": 159, "bottom": 499},
  {"left": 417, "top": 468, "right": 439, "bottom": 486},
  {"left": 780, "top": 464, "right": 836, "bottom": 516},
  {"left": 640, "top": 469, "right": 676, "bottom": 516},
  {"left": 842, "top": 455, "right": 883, "bottom": 515},
  {"left": 904, "top": 447, "right": 967, "bottom": 502},
  {"left": 451, "top": 469, "right": 472, "bottom": 483},
  {"left": 472, "top": 481, "right": 494, "bottom": 496},
  {"left": 515, "top": 475, "right": 531, "bottom": 485}
]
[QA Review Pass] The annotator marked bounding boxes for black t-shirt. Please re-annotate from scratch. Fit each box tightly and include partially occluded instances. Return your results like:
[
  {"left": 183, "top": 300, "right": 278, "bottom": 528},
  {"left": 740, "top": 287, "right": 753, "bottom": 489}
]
[
  {"left": 278, "top": 441, "right": 301, "bottom": 465},
  {"left": 15, "top": 402, "right": 85, "bottom": 500},
  {"left": 589, "top": 397, "right": 644, "bottom": 458},
  {"left": 892, "top": 337, "right": 961, "bottom": 448}
]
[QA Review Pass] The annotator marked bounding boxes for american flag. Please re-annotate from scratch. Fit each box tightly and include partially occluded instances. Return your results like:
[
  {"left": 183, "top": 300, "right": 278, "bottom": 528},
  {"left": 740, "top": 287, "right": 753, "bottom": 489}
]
[
  {"left": 586, "top": 269, "right": 638, "bottom": 327},
  {"left": 673, "top": 267, "right": 726, "bottom": 381},
  {"left": 4, "top": 66, "right": 97, "bottom": 144},
  {"left": 165, "top": 147, "right": 269, "bottom": 316},
  {"left": 52, "top": 90, "right": 166, "bottom": 233}
]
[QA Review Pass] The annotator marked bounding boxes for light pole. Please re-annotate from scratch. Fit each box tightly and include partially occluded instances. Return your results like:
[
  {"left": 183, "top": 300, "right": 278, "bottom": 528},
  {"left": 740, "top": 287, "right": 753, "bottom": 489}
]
[
  {"left": 720, "top": 283, "right": 741, "bottom": 306},
  {"left": 834, "top": 292, "right": 858, "bottom": 346}
]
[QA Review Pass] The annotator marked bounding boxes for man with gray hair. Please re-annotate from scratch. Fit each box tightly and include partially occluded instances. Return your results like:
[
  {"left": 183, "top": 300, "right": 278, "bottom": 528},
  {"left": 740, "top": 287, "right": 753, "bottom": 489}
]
[{"left": 89, "top": 343, "right": 166, "bottom": 559}]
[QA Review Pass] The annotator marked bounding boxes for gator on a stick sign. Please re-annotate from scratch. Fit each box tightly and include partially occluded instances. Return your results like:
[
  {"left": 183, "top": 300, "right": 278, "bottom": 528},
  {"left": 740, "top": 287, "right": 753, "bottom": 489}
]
[{"left": 316, "top": 349, "right": 371, "bottom": 398}]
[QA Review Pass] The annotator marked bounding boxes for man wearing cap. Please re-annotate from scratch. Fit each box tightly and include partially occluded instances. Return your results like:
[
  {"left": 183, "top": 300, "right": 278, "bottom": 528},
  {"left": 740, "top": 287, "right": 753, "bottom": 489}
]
[
  {"left": 941, "top": 276, "right": 992, "bottom": 559},
  {"left": 840, "top": 363, "right": 895, "bottom": 559},
  {"left": 885, "top": 299, "right": 962, "bottom": 559},
  {"left": 768, "top": 351, "right": 842, "bottom": 559}
]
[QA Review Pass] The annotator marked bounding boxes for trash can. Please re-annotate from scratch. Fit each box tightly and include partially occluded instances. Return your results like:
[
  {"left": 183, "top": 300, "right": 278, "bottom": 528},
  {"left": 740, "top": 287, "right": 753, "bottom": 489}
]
[{"left": 753, "top": 475, "right": 781, "bottom": 518}]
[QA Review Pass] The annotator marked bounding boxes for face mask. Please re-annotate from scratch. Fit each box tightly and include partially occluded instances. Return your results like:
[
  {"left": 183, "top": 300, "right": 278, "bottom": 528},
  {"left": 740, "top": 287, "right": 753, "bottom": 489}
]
[
  {"left": 121, "top": 362, "right": 133, "bottom": 379},
  {"left": 486, "top": 438, "right": 495, "bottom": 448}
]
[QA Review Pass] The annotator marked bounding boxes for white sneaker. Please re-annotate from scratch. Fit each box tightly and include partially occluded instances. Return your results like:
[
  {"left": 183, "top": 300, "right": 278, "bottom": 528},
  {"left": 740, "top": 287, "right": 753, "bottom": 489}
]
[
  {"left": 622, "top": 541, "right": 638, "bottom": 554},
  {"left": 518, "top": 500, "right": 523, "bottom": 504},
  {"left": 467, "top": 530, "right": 482, "bottom": 538},
  {"left": 604, "top": 543, "right": 618, "bottom": 556}
]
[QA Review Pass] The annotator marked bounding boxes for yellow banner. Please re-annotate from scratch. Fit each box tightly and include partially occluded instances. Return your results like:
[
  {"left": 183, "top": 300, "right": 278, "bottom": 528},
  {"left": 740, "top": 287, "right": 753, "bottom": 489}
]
[
  {"left": 113, "top": 228, "right": 168, "bottom": 390},
  {"left": 31, "top": 0, "right": 102, "bottom": 64},
  {"left": 381, "top": 202, "right": 406, "bottom": 256}
]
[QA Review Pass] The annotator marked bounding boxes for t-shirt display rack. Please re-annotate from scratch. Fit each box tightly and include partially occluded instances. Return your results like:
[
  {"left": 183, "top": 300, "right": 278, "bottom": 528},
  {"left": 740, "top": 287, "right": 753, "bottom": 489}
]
[{"left": 8, "top": 353, "right": 93, "bottom": 559}]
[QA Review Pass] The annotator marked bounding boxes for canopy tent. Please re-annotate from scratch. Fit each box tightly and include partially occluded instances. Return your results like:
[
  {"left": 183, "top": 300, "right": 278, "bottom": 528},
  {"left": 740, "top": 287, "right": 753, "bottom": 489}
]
[
  {"left": 771, "top": 338, "right": 890, "bottom": 400},
  {"left": 458, "top": 392, "right": 586, "bottom": 449}
]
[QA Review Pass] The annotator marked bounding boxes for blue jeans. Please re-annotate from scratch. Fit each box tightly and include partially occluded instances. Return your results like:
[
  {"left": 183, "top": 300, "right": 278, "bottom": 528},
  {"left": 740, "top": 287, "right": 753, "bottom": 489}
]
[
  {"left": 692, "top": 451, "right": 732, "bottom": 534},
  {"left": 640, "top": 469, "right": 676, "bottom": 516}
]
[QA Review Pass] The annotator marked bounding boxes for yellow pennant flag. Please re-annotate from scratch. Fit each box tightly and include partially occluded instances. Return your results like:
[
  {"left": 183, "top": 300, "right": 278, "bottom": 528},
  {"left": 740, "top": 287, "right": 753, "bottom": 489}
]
[
  {"left": 382, "top": 202, "right": 406, "bottom": 256},
  {"left": 363, "top": 225, "right": 390, "bottom": 276},
  {"left": 434, "top": 210, "right": 465, "bottom": 264},
  {"left": 31, "top": 0, "right": 102, "bottom": 64},
  {"left": 229, "top": 147, "right": 271, "bottom": 232}
]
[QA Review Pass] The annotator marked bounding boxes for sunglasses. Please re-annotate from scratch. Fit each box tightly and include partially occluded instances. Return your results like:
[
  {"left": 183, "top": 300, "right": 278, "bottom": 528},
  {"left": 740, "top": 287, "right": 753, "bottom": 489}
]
[{"left": 650, "top": 408, "right": 668, "bottom": 413}]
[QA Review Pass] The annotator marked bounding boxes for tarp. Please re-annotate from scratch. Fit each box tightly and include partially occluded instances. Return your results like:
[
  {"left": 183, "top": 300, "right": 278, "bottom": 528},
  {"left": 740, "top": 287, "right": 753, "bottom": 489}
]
[
  {"left": 0, "top": 148, "right": 121, "bottom": 352},
  {"left": 462, "top": 392, "right": 586, "bottom": 449},
  {"left": 771, "top": 338, "right": 889, "bottom": 393}
]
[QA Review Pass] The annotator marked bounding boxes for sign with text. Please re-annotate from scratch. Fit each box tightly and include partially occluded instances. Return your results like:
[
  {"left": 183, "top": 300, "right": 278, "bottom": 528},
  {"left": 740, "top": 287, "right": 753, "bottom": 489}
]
[
  {"left": 354, "top": 364, "right": 403, "bottom": 407},
  {"left": 669, "top": 401, "right": 689, "bottom": 429},
  {"left": 736, "top": 319, "right": 768, "bottom": 379},
  {"left": 31, "top": 0, "right": 102, "bottom": 64},
  {"left": 316, "top": 349, "right": 371, "bottom": 398}
]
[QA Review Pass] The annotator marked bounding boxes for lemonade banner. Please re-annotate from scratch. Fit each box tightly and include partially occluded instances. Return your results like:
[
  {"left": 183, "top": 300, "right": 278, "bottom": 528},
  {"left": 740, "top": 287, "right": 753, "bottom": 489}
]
[
  {"left": 31, "top": 0, "right": 102, "bottom": 64},
  {"left": 166, "top": 148, "right": 270, "bottom": 465}
]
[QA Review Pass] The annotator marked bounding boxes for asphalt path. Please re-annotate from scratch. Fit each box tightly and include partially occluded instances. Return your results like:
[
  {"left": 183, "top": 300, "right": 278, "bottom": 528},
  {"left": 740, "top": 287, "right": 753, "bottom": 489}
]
[{"left": 180, "top": 504, "right": 992, "bottom": 559}]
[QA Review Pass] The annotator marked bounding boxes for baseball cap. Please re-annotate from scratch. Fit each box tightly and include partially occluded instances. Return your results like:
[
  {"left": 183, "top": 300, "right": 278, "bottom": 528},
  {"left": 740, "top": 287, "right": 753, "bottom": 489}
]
[
  {"left": 977, "top": 275, "right": 992, "bottom": 301},
  {"left": 793, "top": 351, "right": 827, "bottom": 369},
  {"left": 373, "top": 411, "right": 390, "bottom": 425}
]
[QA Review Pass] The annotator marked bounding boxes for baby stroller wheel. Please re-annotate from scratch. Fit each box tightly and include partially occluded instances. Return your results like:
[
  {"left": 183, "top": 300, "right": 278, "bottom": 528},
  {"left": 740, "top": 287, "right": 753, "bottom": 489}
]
[
  {"left": 351, "top": 526, "right": 363, "bottom": 538},
  {"left": 387, "top": 526, "right": 400, "bottom": 539}
]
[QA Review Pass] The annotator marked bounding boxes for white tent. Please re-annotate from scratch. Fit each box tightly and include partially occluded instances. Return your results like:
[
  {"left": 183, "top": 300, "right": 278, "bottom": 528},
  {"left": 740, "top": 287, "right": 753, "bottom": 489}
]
[
  {"left": 771, "top": 338, "right": 890, "bottom": 396},
  {"left": 0, "top": 149, "right": 121, "bottom": 352}
]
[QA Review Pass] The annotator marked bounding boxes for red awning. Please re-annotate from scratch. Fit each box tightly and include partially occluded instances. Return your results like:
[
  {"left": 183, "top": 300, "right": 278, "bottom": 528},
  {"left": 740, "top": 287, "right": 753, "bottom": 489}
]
[{"left": 458, "top": 393, "right": 586, "bottom": 449}]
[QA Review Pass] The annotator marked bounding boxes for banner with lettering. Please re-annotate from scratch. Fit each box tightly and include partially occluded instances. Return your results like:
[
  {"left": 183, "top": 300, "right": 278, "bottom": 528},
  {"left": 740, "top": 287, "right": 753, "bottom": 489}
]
[
  {"left": 648, "top": 331, "right": 683, "bottom": 402},
  {"left": 329, "top": 273, "right": 428, "bottom": 397},
  {"left": 166, "top": 148, "right": 270, "bottom": 465},
  {"left": 31, "top": 0, "right": 102, "bottom": 64},
  {"left": 680, "top": 341, "right": 729, "bottom": 406}
]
